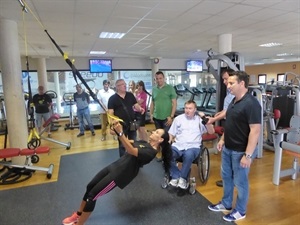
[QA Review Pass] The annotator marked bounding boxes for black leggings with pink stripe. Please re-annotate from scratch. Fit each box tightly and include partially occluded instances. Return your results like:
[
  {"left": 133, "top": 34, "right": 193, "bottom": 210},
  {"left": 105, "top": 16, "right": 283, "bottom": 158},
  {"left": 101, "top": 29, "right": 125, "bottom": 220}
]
[{"left": 83, "top": 167, "right": 117, "bottom": 212}]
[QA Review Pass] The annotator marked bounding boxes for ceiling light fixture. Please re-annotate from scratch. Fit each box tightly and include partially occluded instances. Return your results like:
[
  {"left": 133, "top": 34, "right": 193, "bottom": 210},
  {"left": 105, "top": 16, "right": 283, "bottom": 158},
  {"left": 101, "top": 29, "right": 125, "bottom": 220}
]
[
  {"left": 90, "top": 51, "right": 106, "bottom": 55},
  {"left": 273, "top": 58, "right": 284, "bottom": 61},
  {"left": 99, "top": 32, "right": 125, "bottom": 39},
  {"left": 259, "top": 42, "right": 283, "bottom": 47},
  {"left": 276, "top": 53, "right": 293, "bottom": 57}
]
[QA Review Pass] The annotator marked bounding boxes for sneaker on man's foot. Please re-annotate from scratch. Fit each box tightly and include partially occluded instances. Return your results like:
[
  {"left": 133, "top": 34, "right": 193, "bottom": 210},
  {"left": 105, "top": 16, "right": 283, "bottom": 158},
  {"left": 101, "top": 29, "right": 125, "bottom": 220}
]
[
  {"left": 92, "top": 132, "right": 95, "bottom": 136},
  {"left": 168, "top": 178, "right": 179, "bottom": 187},
  {"left": 208, "top": 202, "right": 232, "bottom": 212},
  {"left": 101, "top": 136, "right": 106, "bottom": 141},
  {"left": 177, "top": 177, "right": 188, "bottom": 189},
  {"left": 62, "top": 212, "right": 80, "bottom": 225},
  {"left": 223, "top": 209, "right": 246, "bottom": 222},
  {"left": 77, "top": 133, "right": 84, "bottom": 137}
]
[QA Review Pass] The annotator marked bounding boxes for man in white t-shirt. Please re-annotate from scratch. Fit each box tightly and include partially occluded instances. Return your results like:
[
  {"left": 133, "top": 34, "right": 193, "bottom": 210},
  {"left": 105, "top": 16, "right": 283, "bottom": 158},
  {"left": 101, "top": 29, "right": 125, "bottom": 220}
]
[{"left": 97, "top": 80, "right": 115, "bottom": 141}]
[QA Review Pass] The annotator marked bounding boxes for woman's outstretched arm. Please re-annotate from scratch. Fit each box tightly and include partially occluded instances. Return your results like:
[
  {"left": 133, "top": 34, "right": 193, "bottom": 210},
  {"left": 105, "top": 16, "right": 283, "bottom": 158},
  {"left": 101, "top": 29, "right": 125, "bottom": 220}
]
[{"left": 112, "top": 122, "right": 138, "bottom": 156}]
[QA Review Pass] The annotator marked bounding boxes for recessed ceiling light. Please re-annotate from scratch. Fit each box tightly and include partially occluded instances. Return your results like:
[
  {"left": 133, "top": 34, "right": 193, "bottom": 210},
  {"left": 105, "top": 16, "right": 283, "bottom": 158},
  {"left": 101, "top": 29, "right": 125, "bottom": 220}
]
[
  {"left": 90, "top": 51, "right": 106, "bottom": 55},
  {"left": 276, "top": 53, "right": 293, "bottom": 56},
  {"left": 259, "top": 42, "right": 283, "bottom": 47},
  {"left": 99, "top": 32, "right": 125, "bottom": 39},
  {"left": 273, "top": 58, "right": 284, "bottom": 61}
]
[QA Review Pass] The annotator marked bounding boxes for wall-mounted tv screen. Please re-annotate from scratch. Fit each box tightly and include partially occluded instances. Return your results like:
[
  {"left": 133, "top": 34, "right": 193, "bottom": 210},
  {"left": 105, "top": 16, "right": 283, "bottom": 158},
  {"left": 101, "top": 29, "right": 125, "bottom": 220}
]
[
  {"left": 186, "top": 60, "right": 203, "bottom": 72},
  {"left": 89, "top": 59, "right": 112, "bottom": 73}
]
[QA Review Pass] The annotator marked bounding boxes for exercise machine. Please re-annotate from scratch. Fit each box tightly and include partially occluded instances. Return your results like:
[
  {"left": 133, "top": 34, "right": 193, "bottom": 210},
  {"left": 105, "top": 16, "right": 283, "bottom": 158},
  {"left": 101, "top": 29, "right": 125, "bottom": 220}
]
[
  {"left": 27, "top": 113, "right": 71, "bottom": 150},
  {"left": 39, "top": 114, "right": 71, "bottom": 150},
  {"left": 0, "top": 146, "right": 53, "bottom": 184},
  {"left": 45, "top": 90, "right": 60, "bottom": 132},
  {"left": 271, "top": 115, "right": 300, "bottom": 185},
  {"left": 63, "top": 92, "right": 79, "bottom": 130}
]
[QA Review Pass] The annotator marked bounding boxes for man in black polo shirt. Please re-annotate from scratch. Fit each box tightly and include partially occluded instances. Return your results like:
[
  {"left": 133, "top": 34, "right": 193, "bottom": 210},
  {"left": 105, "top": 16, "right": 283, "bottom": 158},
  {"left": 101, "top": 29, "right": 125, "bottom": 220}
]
[
  {"left": 208, "top": 71, "right": 262, "bottom": 222},
  {"left": 108, "top": 79, "right": 145, "bottom": 157}
]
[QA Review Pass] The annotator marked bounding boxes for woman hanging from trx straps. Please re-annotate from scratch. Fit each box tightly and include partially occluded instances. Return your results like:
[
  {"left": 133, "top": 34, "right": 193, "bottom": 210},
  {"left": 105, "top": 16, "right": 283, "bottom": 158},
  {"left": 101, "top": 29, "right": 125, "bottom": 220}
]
[{"left": 62, "top": 121, "right": 172, "bottom": 225}]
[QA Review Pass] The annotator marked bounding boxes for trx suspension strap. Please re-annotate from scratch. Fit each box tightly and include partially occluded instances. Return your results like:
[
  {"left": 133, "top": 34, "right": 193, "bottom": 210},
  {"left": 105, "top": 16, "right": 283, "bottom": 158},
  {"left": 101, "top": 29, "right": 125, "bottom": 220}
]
[{"left": 21, "top": 1, "right": 123, "bottom": 125}]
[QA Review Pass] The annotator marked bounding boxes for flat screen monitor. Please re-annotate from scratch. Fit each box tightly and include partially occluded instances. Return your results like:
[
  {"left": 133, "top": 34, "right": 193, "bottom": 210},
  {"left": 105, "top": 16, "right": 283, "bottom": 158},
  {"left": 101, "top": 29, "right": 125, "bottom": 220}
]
[
  {"left": 186, "top": 60, "right": 203, "bottom": 72},
  {"left": 89, "top": 59, "right": 112, "bottom": 73}
]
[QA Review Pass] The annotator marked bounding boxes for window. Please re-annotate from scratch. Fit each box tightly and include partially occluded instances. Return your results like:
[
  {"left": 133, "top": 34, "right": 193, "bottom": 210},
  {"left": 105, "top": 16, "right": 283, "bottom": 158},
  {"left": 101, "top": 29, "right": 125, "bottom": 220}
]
[
  {"left": 277, "top": 73, "right": 285, "bottom": 82},
  {"left": 258, "top": 74, "right": 266, "bottom": 85}
]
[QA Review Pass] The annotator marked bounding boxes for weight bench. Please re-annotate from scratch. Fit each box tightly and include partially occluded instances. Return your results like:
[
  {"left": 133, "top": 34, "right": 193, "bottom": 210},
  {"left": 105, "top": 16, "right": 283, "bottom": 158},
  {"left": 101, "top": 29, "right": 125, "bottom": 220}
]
[
  {"left": 38, "top": 113, "right": 71, "bottom": 150},
  {"left": 271, "top": 115, "right": 300, "bottom": 185},
  {"left": 0, "top": 146, "right": 54, "bottom": 184}
]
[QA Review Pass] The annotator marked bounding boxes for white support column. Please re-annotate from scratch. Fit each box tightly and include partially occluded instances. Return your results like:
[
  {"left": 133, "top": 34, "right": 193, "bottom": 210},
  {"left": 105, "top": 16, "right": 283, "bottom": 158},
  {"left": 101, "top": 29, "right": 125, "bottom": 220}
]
[
  {"left": 0, "top": 19, "right": 28, "bottom": 163},
  {"left": 36, "top": 57, "right": 48, "bottom": 89},
  {"left": 53, "top": 72, "right": 62, "bottom": 113},
  {"left": 218, "top": 33, "right": 232, "bottom": 54},
  {"left": 151, "top": 58, "right": 159, "bottom": 86}
]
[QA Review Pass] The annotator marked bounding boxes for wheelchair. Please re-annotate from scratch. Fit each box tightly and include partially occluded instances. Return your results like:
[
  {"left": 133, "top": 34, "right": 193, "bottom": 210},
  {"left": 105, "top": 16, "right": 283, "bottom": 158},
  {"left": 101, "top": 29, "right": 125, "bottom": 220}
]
[{"left": 161, "top": 145, "right": 210, "bottom": 195}]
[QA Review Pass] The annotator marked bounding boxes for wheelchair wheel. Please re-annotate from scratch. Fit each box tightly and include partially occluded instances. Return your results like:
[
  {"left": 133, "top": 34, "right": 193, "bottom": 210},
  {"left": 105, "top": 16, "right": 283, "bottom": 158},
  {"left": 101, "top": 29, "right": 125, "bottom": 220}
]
[{"left": 197, "top": 146, "right": 210, "bottom": 184}]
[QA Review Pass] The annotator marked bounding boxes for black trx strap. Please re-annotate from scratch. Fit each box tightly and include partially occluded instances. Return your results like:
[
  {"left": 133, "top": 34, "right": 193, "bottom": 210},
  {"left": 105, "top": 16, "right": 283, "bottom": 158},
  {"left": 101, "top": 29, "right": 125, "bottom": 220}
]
[
  {"left": 26, "top": 56, "right": 35, "bottom": 128},
  {"left": 44, "top": 30, "right": 106, "bottom": 112}
]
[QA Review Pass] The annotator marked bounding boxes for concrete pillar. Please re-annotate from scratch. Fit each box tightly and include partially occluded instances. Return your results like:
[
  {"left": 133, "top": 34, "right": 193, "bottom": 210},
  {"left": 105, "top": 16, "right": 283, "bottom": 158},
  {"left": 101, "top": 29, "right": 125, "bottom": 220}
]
[
  {"left": 0, "top": 19, "right": 28, "bottom": 164},
  {"left": 36, "top": 57, "right": 48, "bottom": 89},
  {"left": 151, "top": 58, "right": 159, "bottom": 87},
  {"left": 218, "top": 33, "right": 232, "bottom": 54},
  {"left": 217, "top": 33, "right": 233, "bottom": 113},
  {"left": 53, "top": 72, "right": 62, "bottom": 113}
]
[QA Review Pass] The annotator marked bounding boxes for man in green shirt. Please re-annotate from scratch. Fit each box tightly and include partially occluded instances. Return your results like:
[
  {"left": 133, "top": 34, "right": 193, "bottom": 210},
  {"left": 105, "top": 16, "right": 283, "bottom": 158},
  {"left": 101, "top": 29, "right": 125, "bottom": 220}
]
[{"left": 150, "top": 71, "right": 177, "bottom": 131}]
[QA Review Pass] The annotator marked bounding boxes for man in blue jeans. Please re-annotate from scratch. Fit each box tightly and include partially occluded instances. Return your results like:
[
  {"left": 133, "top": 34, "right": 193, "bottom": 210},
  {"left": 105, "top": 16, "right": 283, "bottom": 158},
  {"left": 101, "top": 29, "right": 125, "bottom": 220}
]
[
  {"left": 73, "top": 84, "right": 95, "bottom": 137},
  {"left": 168, "top": 100, "right": 214, "bottom": 189},
  {"left": 208, "top": 71, "right": 261, "bottom": 222}
]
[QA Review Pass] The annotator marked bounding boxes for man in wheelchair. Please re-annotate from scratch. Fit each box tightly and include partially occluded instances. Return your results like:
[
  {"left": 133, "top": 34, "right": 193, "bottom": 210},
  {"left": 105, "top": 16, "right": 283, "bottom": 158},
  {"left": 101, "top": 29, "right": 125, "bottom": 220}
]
[{"left": 168, "top": 100, "right": 214, "bottom": 189}]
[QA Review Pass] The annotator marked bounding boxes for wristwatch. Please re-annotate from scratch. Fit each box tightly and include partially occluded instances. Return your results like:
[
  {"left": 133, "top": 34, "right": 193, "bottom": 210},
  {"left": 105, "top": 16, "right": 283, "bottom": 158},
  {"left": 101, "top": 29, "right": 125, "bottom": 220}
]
[
  {"left": 117, "top": 132, "right": 123, "bottom": 137},
  {"left": 244, "top": 153, "right": 252, "bottom": 159}
]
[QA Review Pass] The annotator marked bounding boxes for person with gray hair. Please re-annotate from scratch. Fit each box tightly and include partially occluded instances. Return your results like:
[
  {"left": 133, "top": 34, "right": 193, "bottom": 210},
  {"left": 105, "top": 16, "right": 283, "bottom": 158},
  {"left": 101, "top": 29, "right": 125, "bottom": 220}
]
[{"left": 74, "top": 84, "right": 95, "bottom": 137}]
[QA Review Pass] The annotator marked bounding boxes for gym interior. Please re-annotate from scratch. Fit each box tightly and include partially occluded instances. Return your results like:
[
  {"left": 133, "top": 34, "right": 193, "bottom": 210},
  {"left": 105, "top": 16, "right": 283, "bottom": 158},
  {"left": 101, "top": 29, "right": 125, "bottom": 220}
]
[{"left": 0, "top": 1, "right": 300, "bottom": 225}]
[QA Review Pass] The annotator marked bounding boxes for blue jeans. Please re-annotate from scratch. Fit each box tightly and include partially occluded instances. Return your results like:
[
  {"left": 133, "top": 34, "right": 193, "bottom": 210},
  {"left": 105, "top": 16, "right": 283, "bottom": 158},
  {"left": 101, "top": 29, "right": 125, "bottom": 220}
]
[
  {"left": 221, "top": 146, "right": 255, "bottom": 214},
  {"left": 170, "top": 146, "right": 200, "bottom": 180},
  {"left": 77, "top": 107, "right": 94, "bottom": 134}
]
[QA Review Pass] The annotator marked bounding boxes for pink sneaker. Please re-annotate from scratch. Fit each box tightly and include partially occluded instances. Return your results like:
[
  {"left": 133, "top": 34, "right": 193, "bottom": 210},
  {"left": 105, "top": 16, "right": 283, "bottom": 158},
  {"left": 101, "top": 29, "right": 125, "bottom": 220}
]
[{"left": 62, "top": 212, "right": 80, "bottom": 225}]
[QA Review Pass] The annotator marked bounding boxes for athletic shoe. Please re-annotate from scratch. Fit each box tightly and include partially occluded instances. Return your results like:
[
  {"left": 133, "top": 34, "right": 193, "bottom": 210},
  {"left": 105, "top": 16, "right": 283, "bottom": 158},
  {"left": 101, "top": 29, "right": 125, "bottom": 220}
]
[
  {"left": 101, "top": 136, "right": 106, "bottom": 141},
  {"left": 77, "top": 133, "right": 84, "bottom": 137},
  {"left": 62, "top": 212, "right": 80, "bottom": 225},
  {"left": 223, "top": 209, "right": 246, "bottom": 222},
  {"left": 208, "top": 202, "right": 232, "bottom": 212},
  {"left": 47, "top": 133, "right": 52, "bottom": 138},
  {"left": 92, "top": 132, "right": 95, "bottom": 136},
  {"left": 169, "top": 178, "right": 179, "bottom": 187},
  {"left": 177, "top": 177, "right": 188, "bottom": 189}
]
